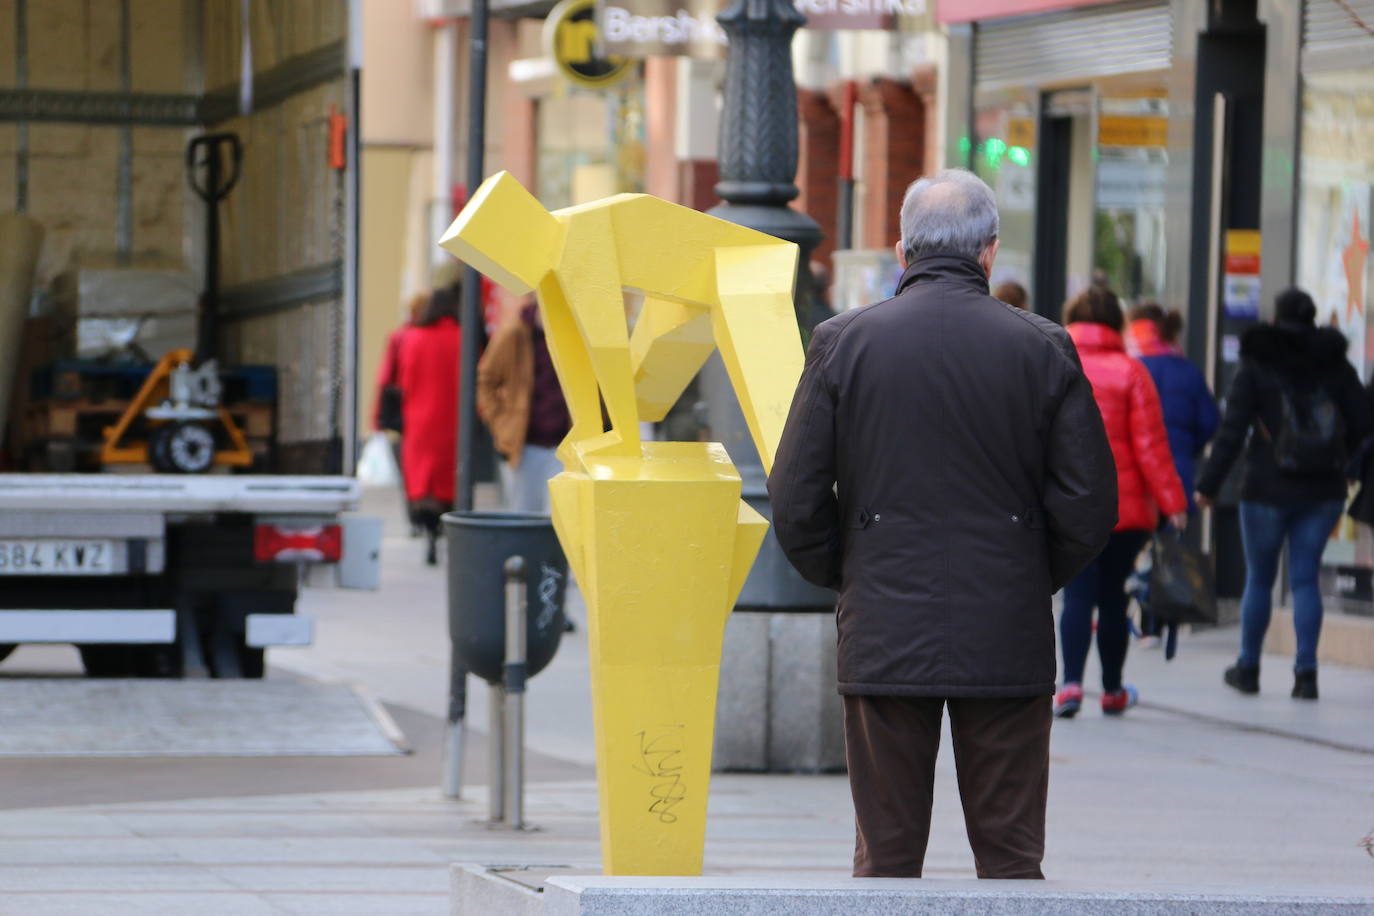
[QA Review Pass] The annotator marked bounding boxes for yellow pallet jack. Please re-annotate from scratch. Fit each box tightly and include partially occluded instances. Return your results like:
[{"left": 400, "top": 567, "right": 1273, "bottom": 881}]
[{"left": 100, "top": 133, "right": 253, "bottom": 474}]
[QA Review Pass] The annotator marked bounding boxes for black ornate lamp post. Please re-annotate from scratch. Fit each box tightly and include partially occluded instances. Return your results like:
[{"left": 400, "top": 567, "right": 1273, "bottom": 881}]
[
  {"left": 704, "top": 0, "right": 831, "bottom": 617},
  {"left": 709, "top": 0, "right": 822, "bottom": 276}
]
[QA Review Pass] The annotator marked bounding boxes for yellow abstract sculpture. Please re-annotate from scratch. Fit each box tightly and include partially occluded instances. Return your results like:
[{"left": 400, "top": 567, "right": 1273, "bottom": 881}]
[{"left": 440, "top": 172, "right": 804, "bottom": 876}]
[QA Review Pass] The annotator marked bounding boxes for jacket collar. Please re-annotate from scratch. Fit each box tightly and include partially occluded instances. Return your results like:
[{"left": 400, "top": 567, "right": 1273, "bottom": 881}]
[
  {"left": 1068, "top": 322, "right": 1126, "bottom": 353},
  {"left": 895, "top": 252, "right": 990, "bottom": 297},
  {"left": 1126, "top": 318, "right": 1182, "bottom": 358}
]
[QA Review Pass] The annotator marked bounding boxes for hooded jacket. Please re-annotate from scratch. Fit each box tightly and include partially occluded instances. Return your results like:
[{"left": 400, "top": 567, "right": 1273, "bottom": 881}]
[
  {"left": 1197, "top": 323, "right": 1367, "bottom": 505},
  {"left": 1126, "top": 319, "right": 1220, "bottom": 512},
  {"left": 768, "top": 253, "right": 1118, "bottom": 698},
  {"left": 1068, "top": 323, "right": 1189, "bottom": 530}
]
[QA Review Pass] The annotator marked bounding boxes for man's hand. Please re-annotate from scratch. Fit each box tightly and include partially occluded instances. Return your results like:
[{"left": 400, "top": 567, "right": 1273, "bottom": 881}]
[
  {"left": 1167, "top": 512, "right": 1189, "bottom": 531},
  {"left": 1194, "top": 492, "right": 1213, "bottom": 510}
]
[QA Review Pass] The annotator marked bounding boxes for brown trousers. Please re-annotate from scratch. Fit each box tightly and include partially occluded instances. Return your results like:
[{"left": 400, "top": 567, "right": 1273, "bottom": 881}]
[{"left": 843, "top": 694, "right": 1051, "bottom": 879}]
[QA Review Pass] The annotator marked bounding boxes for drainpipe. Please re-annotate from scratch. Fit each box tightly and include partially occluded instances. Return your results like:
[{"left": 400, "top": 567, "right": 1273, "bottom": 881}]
[
  {"left": 431, "top": 19, "right": 457, "bottom": 274},
  {"left": 835, "top": 80, "right": 857, "bottom": 251}
]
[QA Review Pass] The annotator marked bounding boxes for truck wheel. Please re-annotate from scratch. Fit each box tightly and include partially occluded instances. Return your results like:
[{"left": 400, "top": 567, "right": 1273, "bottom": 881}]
[
  {"left": 79, "top": 645, "right": 134, "bottom": 677},
  {"left": 204, "top": 621, "right": 264, "bottom": 679},
  {"left": 0, "top": 644, "right": 15, "bottom": 664},
  {"left": 148, "top": 424, "right": 174, "bottom": 472}
]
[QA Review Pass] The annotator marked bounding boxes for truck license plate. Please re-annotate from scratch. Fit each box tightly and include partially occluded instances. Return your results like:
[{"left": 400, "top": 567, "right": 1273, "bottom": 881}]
[{"left": 0, "top": 540, "right": 114, "bottom": 575}]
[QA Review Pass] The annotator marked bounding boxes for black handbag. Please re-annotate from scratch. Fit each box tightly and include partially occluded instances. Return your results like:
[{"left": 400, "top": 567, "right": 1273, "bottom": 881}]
[
  {"left": 378, "top": 385, "right": 403, "bottom": 433},
  {"left": 1148, "top": 529, "right": 1217, "bottom": 625}
]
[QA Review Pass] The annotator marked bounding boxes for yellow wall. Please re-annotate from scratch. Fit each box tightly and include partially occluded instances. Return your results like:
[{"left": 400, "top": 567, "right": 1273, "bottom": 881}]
[{"left": 360, "top": 147, "right": 419, "bottom": 432}]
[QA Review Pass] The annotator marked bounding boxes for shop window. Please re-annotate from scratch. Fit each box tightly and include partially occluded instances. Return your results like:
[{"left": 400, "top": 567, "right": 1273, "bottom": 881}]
[{"left": 1298, "top": 67, "right": 1374, "bottom": 611}]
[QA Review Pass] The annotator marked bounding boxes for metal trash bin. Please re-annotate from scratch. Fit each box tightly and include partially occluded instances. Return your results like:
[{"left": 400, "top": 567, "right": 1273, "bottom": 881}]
[{"left": 442, "top": 511, "right": 567, "bottom": 684}]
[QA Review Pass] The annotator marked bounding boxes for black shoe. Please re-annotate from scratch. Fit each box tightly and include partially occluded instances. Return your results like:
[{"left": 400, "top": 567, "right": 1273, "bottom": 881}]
[
  {"left": 1224, "top": 663, "right": 1260, "bottom": 694},
  {"left": 1292, "top": 670, "right": 1318, "bottom": 700}
]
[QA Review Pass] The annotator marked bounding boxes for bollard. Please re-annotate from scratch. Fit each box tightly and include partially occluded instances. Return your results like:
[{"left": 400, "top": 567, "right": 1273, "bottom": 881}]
[
  {"left": 487, "top": 684, "right": 505, "bottom": 823},
  {"left": 502, "top": 556, "right": 527, "bottom": 829},
  {"left": 442, "top": 662, "right": 466, "bottom": 799}
]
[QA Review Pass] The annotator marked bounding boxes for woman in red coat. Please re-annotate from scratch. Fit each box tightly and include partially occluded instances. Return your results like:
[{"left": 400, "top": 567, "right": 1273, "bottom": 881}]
[
  {"left": 1056, "top": 287, "right": 1188, "bottom": 718},
  {"left": 395, "top": 283, "right": 462, "bottom": 565}
]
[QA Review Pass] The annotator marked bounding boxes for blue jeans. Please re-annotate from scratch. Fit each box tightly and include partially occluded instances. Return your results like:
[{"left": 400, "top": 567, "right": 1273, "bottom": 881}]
[
  {"left": 1238, "top": 499, "right": 1345, "bottom": 673},
  {"left": 1061, "top": 530, "right": 1150, "bottom": 693}
]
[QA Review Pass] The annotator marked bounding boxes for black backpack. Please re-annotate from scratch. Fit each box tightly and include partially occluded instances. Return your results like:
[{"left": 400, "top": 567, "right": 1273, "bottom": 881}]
[{"left": 1263, "top": 376, "right": 1346, "bottom": 476}]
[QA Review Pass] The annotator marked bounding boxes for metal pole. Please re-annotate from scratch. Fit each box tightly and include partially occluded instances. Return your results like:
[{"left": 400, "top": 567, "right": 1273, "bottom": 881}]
[
  {"left": 487, "top": 684, "right": 505, "bottom": 823},
  {"left": 442, "top": 658, "right": 467, "bottom": 798},
  {"left": 456, "top": 0, "right": 489, "bottom": 513},
  {"left": 502, "top": 556, "right": 527, "bottom": 830},
  {"left": 703, "top": 0, "right": 830, "bottom": 616},
  {"left": 442, "top": 0, "right": 489, "bottom": 801},
  {"left": 835, "top": 80, "right": 857, "bottom": 251},
  {"left": 432, "top": 20, "right": 456, "bottom": 274}
]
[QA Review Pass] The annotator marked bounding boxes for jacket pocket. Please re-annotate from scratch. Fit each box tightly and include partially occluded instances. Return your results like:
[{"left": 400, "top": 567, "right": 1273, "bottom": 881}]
[{"left": 848, "top": 506, "right": 875, "bottom": 529}]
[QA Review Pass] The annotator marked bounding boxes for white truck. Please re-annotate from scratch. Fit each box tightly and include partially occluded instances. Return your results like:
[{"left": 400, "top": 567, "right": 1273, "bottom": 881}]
[
  {"left": 0, "top": 474, "right": 379, "bottom": 677},
  {"left": 0, "top": 2, "right": 376, "bottom": 677}
]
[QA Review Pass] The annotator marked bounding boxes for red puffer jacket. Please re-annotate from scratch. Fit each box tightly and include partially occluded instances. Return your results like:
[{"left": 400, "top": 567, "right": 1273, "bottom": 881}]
[{"left": 1068, "top": 322, "right": 1187, "bottom": 531}]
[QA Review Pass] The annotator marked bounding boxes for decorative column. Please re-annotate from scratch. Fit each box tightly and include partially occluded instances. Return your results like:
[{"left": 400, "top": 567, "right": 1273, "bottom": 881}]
[
  {"left": 859, "top": 77, "right": 925, "bottom": 252},
  {"left": 705, "top": 0, "right": 841, "bottom": 774},
  {"left": 796, "top": 89, "right": 841, "bottom": 266}
]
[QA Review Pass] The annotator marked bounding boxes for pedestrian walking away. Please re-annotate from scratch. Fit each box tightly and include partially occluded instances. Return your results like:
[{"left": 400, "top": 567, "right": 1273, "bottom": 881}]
[
  {"left": 1123, "top": 303, "right": 1219, "bottom": 649},
  {"left": 1196, "top": 288, "right": 1369, "bottom": 701},
  {"left": 1057, "top": 289, "right": 1188, "bottom": 719},
  {"left": 768, "top": 169, "right": 1118, "bottom": 880},
  {"left": 394, "top": 279, "right": 464, "bottom": 566},
  {"left": 373, "top": 292, "right": 430, "bottom": 536},
  {"left": 478, "top": 300, "right": 572, "bottom": 515}
]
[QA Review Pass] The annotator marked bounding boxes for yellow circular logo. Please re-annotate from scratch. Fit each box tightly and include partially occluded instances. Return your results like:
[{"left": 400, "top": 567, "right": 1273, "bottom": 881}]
[{"left": 545, "top": 0, "right": 634, "bottom": 89}]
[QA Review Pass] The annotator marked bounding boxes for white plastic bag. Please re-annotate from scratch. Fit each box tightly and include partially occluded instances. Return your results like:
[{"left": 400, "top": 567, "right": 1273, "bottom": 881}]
[{"left": 357, "top": 433, "right": 400, "bottom": 488}]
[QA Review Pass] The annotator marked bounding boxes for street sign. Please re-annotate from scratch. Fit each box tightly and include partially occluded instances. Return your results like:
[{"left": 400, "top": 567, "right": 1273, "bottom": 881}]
[
  {"left": 547, "top": 0, "right": 636, "bottom": 89},
  {"left": 598, "top": 0, "right": 927, "bottom": 57}
]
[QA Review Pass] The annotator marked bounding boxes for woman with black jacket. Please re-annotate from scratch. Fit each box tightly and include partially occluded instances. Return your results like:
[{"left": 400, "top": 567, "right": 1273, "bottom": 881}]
[{"left": 1196, "top": 289, "right": 1368, "bottom": 701}]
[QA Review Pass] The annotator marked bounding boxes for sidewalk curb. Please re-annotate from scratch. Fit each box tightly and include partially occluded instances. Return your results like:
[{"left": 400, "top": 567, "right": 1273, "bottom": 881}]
[{"left": 452, "top": 865, "right": 1374, "bottom": 915}]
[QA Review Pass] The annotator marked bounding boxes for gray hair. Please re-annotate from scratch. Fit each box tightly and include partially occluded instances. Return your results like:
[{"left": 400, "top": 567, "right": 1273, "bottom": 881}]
[{"left": 898, "top": 169, "right": 999, "bottom": 263}]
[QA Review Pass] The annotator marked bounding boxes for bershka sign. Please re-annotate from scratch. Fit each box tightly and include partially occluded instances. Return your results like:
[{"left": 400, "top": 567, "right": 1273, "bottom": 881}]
[
  {"left": 598, "top": 0, "right": 923, "bottom": 56},
  {"left": 600, "top": 2, "right": 727, "bottom": 54}
]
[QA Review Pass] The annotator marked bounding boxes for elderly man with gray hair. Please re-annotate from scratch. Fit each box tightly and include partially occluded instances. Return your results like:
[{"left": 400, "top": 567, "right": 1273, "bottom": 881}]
[{"left": 768, "top": 169, "right": 1117, "bottom": 879}]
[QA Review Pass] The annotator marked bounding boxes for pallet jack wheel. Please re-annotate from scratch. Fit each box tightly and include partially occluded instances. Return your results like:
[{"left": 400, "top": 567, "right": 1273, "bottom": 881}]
[
  {"left": 161, "top": 422, "right": 216, "bottom": 474},
  {"left": 148, "top": 424, "right": 174, "bottom": 472}
]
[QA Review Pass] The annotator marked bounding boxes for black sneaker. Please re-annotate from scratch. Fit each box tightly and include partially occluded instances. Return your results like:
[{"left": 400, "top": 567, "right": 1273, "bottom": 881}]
[
  {"left": 1224, "top": 663, "right": 1260, "bottom": 694},
  {"left": 1292, "top": 670, "right": 1318, "bottom": 700}
]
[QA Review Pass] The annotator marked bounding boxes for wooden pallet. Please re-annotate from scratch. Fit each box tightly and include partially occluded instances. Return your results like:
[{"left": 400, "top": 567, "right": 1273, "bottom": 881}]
[{"left": 20, "top": 398, "right": 274, "bottom": 472}]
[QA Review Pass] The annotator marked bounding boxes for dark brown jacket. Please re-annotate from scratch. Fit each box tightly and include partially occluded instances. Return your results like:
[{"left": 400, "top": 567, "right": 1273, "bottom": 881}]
[{"left": 767, "top": 253, "right": 1118, "bottom": 698}]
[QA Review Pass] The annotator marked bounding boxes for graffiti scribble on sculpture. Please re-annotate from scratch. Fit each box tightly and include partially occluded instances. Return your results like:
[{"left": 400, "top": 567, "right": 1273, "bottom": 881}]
[{"left": 635, "top": 725, "right": 687, "bottom": 824}]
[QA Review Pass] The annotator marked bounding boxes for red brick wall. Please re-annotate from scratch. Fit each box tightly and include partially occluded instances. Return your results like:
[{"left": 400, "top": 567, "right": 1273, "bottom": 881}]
[
  {"left": 796, "top": 88, "right": 841, "bottom": 266},
  {"left": 860, "top": 78, "right": 925, "bottom": 252}
]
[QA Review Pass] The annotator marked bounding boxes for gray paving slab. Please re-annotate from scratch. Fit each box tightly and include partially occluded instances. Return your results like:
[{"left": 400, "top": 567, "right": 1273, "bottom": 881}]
[
  {"left": 1123, "top": 626, "right": 1374, "bottom": 753},
  {"left": 143, "top": 835, "right": 451, "bottom": 866},
  {"left": 0, "top": 864, "right": 237, "bottom": 892},
  {"left": 0, "top": 679, "right": 403, "bottom": 756},
  {"left": 0, "top": 837, "right": 184, "bottom": 866},
  {"left": 204, "top": 864, "right": 449, "bottom": 893},
  {"left": 0, "top": 895, "right": 286, "bottom": 916},
  {"left": 263, "top": 891, "right": 446, "bottom": 916}
]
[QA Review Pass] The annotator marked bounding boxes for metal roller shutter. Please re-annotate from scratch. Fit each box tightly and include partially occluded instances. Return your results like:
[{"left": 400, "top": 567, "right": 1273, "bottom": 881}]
[
  {"left": 1302, "top": 0, "right": 1374, "bottom": 71},
  {"left": 974, "top": 0, "right": 1171, "bottom": 91}
]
